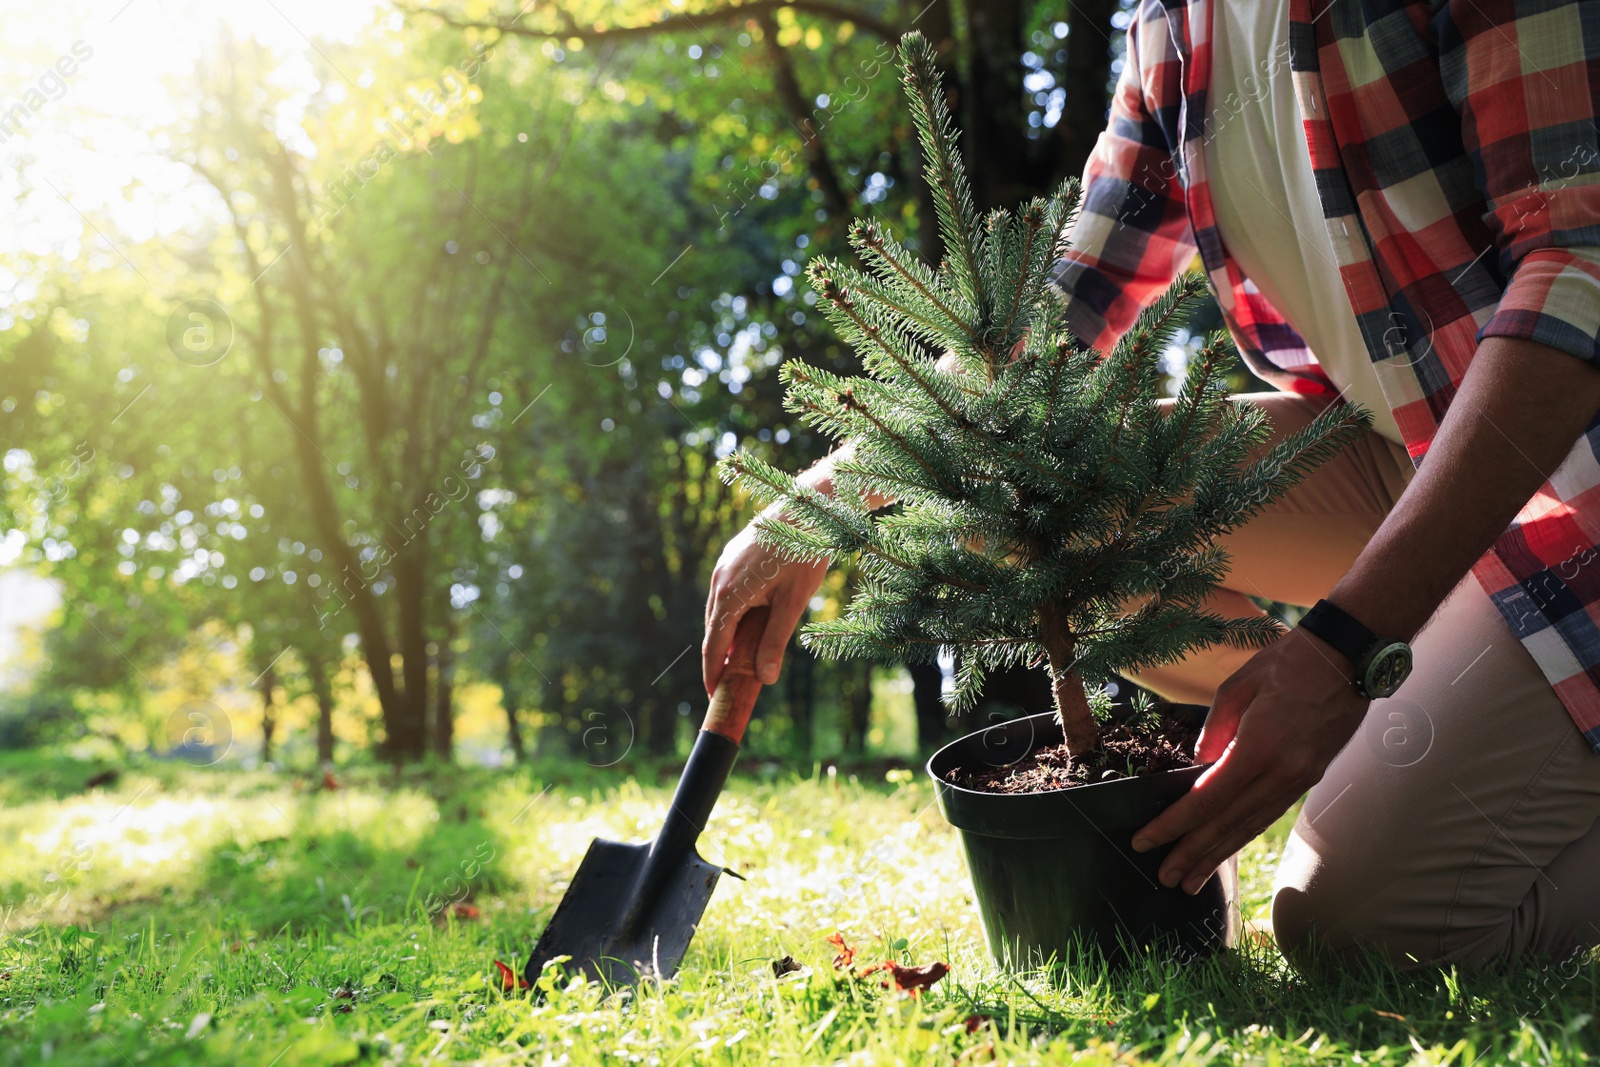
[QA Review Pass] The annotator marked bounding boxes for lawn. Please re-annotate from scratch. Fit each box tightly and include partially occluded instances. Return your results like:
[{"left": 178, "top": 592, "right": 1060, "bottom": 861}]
[{"left": 0, "top": 752, "right": 1593, "bottom": 1066}]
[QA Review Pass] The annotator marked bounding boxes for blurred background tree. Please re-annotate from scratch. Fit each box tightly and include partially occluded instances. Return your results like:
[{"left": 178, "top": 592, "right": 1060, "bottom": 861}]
[{"left": 0, "top": 0, "right": 1250, "bottom": 766}]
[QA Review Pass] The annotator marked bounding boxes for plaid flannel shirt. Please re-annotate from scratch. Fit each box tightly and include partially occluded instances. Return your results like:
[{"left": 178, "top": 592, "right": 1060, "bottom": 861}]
[{"left": 1053, "top": 0, "right": 1600, "bottom": 750}]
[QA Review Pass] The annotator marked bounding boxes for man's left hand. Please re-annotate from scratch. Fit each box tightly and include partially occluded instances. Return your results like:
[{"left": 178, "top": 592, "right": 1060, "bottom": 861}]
[{"left": 1129, "top": 627, "right": 1371, "bottom": 893}]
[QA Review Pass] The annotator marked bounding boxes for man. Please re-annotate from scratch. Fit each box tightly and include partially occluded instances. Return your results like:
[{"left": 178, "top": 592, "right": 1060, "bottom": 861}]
[{"left": 705, "top": 0, "right": 1600, "bottom": 966}]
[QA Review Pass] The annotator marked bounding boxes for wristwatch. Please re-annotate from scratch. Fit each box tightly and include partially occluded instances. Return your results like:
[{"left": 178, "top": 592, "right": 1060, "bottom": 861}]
[{"left": 1297, "top": 599, "right": 1413, "bottom": 699}]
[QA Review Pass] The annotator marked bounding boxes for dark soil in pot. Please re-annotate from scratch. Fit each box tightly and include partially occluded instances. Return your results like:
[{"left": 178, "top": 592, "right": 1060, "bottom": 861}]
[
  {"left": 953, "top": 714, "right": 1202, "bottom": 793},
  {"left": 928, "top": 711, "right": 1239, "bottom": 969}
]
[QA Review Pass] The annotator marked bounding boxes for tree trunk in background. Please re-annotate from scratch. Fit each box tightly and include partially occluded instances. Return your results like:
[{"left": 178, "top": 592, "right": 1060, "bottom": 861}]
[
  {"left": 1054, "top": 0, "right": 1123, "bottom": 182},
  {"left": 901, "top": 0, "right": 1118, "bottom": 244},
  {"left": 840, "top": 660, "right": 873, "bottom": 755},
  {"left": 962, "top": 0, "right": 1030, "bottom": 210},
  {"left": 258, "top": 664, "right": 277, "bottom": 765},
  {"left": 755, "top": 9, "right": 853, "bottom": 222},
  {"left": 502, "top": 680, "right": 526, "bottom": 763},
  {"left": 391, "top": 540, "right": 430, "bottom": 761},
  {"left": 431, "top": 627, "right": 456, "bottom": 761},
  {"left": 642, "top": 684, "right": 677, "bottom": 757},
  {"left": 908, "top": 660, "right": 952, "bottom": 752},
  {"left": 548, "top": 685, "right": 582, "bottom": 757},
  {"left": 308, "top": 653, "right": 336, "bottom": 764},
  {"left": 786, "top": 640, "right": 814, "bottom": 760}
]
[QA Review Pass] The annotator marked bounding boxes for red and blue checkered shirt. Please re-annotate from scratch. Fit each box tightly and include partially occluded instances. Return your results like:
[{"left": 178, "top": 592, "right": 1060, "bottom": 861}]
[{"left": 1055, "top": 0, "right": 1600, "bottom": 750}]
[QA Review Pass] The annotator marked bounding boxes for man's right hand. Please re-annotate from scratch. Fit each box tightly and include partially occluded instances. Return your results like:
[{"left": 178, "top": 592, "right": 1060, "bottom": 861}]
[{"left": 702, "top": 520, "right": 827, "bottom": 694}]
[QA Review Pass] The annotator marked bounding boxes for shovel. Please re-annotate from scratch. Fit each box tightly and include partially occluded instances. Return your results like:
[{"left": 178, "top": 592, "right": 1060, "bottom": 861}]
[{"left": 523, "top": 606, "right": 770, "bottom": 988}]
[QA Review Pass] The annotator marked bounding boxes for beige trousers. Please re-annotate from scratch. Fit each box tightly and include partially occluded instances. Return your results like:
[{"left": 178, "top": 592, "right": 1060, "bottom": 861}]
[{"left": 1126, "top": 392, "right": 1600, "bottom": 967}]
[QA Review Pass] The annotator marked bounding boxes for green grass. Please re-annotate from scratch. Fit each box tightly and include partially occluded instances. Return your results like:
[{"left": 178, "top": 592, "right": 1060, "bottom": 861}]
[{"left": 0, "top": 751, "right": 1594, "bottom": 1065}]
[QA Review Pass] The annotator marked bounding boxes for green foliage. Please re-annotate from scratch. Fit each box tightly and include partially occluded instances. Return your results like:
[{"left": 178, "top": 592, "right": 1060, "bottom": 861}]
[
  {"left": 1, "top": 12, "right": 867, "bottom": 760},
  {"left": 721, "top": 34, "right": 1370, "bottom": 737}
]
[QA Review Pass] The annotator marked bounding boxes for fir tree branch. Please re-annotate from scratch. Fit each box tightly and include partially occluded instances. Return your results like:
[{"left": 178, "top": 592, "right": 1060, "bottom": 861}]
[
  {"left": 855, "top": 544, "right": 988, "bottom": 592},
  {"left": 1092, "top": 279, "right": 1198, "bottom": 489},
  {"left": 971, "top": 348, "right": 1040, "bottom": 424},
  {"left": 840, "top": 271, "right": 970, "bottom": 350},
  {"left": 1168, "top": 341, "right": 1224, "bottom": 459},
  {"left": 998, "top": 446, "right": 1086, "bottom": 497},
  {"left": 845, "top": 224, "right": 979, "bottom": 344},
  {"left": 1042, "top": 346, "right": 1070, "bottom": 443},
  {"left": 995, "top": 205, "right": 1046, "bottom": 348},
  {"left": 898, "top": 33, "right": 984, "bottom": 309},
  {"left": 722, "top": 450, "right": 871, "bottom": 544},
  {"left": 834, "top": 460, "right": 950, "bottom": 501},
  {"left": 821, "top": 278, "right": 970, "bottom": 426},
  {"left": 837, "top": 388, "right": 960, "bottom": 497}
]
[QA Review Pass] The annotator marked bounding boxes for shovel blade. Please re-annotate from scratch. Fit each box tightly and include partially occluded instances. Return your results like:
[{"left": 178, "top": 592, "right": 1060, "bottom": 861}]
[{"left": 523, "top": 837, "right": 723, "bottom": 989}]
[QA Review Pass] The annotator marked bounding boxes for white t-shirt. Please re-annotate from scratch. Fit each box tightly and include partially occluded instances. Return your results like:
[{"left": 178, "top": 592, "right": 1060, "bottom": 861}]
[{"left": 1205, "top": 0, "right": 1404, "bottom": 445}]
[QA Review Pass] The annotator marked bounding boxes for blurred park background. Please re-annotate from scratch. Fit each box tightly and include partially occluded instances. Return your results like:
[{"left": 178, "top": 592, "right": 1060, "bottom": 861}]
[{"left": 0, "top": 0, "right": 1260, "bottom": 774}]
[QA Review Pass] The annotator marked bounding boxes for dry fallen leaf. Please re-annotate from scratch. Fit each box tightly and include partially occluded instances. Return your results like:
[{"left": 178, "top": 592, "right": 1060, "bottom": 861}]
[
  {"left": 826, "top": 932, "right": 856, "bottom": 970},
  {"left": 861, "top": 959, "right": 950, "bottom": 995},
  {"left": 493, "top": 960, "right": 530, "bottom": 991}
]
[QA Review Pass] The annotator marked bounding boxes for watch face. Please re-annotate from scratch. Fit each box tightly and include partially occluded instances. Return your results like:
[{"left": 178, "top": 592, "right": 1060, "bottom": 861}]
[{"left": 1363, "top": 642, "right": 1413, "bottom": 698}]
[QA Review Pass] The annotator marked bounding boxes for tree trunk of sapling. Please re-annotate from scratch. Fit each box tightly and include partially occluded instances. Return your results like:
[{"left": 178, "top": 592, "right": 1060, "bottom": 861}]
[{"left": 1040, "top": 605, "right": 1098, "bottom": 757}]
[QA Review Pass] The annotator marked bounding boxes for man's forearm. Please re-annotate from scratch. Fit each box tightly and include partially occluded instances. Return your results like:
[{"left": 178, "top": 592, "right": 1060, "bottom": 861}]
[
  {"left": 794, "top": 443, "right": 846, "bottom": 496},
  {"left": 783, "top": 439, "right": 896, "bottom": 511},
  {"left": 1328, "top": 336, "right": 1600, "bottom": 644}
]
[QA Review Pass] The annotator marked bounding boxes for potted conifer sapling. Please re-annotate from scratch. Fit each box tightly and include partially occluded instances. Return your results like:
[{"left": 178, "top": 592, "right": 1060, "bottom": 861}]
[{"left": 720, "top": 33, "right": 1369, "bottom": 966}]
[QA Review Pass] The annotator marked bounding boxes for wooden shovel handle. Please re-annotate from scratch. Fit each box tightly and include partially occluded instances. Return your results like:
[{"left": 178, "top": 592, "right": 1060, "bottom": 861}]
[{"left": 702, "top": 606, "right": 770, "bottom": 743}]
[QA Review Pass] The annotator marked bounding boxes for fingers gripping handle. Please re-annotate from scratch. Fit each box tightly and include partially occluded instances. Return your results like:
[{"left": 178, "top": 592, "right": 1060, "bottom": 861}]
[{"left": 703, "top": 607, "right": 770, "bottom": 743}]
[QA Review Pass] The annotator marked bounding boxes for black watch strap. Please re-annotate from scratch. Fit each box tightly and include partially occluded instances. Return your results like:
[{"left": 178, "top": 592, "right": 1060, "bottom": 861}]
[{"left": 1298, "top": 598, "right": 1376, "bottom": 665}]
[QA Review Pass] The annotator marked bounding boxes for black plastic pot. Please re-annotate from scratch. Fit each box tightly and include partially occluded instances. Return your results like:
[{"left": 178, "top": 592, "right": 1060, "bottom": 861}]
[{"left": 928, "top": 711, "right": 1239, "bottom": 968}]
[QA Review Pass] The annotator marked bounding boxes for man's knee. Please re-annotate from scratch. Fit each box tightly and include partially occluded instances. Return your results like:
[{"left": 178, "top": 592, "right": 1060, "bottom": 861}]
[
  {"left": 1270, "top": 835, "right": 1440, "bottom": 970},
  {"left": 1268, "top": 882, "right": 1377, "bottom": 970}
]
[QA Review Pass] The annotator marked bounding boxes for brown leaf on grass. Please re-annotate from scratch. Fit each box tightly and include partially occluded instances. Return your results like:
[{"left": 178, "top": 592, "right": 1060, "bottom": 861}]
[
  {"left": 860, "top": 959, "right": 950, "bottom": 995},
  {"left": 493, "top": 959, "right": 530, "bottom": 991},
  {"left": 772, "top": 955, "right": 802, "bottom": 978},
  {"left": 827, "top": 932, "right": 856, "bottom": 970}
]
